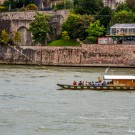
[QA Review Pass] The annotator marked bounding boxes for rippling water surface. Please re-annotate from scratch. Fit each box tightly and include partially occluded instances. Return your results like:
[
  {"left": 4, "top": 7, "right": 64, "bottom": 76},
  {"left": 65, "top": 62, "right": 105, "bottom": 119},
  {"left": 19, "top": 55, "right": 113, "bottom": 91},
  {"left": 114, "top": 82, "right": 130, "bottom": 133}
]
[{"left": 0, "top": 65, "right": 135, "bottom": 135}]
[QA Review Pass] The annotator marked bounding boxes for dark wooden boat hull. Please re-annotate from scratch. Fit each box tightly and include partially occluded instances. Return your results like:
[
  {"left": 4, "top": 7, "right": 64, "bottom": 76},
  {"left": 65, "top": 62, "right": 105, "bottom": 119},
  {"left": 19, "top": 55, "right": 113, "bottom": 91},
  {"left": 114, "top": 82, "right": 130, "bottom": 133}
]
[{"left": 57, "top": 84, "right": 135, "bottom": 91}]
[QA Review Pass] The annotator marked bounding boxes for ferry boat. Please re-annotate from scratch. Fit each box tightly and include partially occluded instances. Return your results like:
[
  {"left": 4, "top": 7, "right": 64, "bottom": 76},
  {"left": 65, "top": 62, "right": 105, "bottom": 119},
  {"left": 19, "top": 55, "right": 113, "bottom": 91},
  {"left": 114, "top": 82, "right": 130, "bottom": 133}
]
[{"left": 57, "top": 75, "right": 135, "bottom": 91}]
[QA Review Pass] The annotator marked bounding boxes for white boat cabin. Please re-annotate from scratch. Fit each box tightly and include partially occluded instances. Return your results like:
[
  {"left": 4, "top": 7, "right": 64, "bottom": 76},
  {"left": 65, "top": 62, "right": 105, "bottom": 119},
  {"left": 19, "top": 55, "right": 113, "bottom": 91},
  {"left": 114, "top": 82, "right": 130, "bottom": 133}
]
[{"left": 103, "top": 75, "right": 135, "bottom": 86}]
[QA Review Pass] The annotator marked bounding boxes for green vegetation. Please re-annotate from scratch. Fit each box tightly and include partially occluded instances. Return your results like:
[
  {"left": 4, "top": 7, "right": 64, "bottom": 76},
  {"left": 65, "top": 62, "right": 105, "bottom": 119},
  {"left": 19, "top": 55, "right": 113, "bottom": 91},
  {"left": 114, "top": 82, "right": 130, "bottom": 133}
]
[
  {"left": 0, "top": 6, "right": 7, "bottom": 12},
  {"left": 3, "top": 0, "right": 35, "bottom": 10},
  {"left": 86, "top": 20, "right": 105, "bottom": 43},
  {"left": 14, "top": 31, "right": 21, "bottom": 45},
  {"left": 26, "top": 4, "right": 38, "bottom": 11},
  {"left": 48, "top": 39, "right": 80, "bottom": 46},
  {"left": 73, "top": 0, "right": 103, "bottom": 15},
  {"left": 54, "top": 0, "right": 73, "bottom": 10},
  {"left": 126, "top": 0, "right": 135, "bottom": 11},
  {"left": 115, "top": 3, "right": 130, "bottom": 12},
  {"left": 96, "top": 6, "right": 112, "bottom": 29},
  {"left": 29, "top": 12, "right": 51, "bottom": 45},
  {"left": 0, "top": 29, "right": 14, "bottom": 46},
  {"left": 62, "top": 13, "right": 94, "bottom": 40},
  {"left": 110, "top": 10, "right": 135, "bottom": 26},
  {"left": 1, "top": 29, "right": 10, "bottom": 44},
  {"left": 62, "top": 31, "right": 70, "bottom": 41}
]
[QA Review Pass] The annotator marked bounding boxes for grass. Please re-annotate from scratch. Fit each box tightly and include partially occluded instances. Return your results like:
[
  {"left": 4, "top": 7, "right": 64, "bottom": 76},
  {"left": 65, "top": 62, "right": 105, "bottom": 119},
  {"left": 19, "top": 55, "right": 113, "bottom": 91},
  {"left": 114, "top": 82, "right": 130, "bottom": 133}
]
[{"left": 48, "top": 39, "right": 80, "bottom": 46}]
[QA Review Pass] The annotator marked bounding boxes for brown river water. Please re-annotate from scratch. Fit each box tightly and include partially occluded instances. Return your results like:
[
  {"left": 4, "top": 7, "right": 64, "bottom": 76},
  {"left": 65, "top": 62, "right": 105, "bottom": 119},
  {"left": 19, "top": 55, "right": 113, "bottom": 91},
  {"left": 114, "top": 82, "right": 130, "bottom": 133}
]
[{"left": 0, "top": 65, "right": 135, "bottom": 135}]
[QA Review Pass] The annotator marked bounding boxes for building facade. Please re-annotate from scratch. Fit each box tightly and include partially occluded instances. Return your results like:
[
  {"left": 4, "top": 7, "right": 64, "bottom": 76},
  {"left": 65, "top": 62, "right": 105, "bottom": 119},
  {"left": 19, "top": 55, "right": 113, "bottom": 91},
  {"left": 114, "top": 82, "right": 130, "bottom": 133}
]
[{"left": 102, "top": 0, "right": 126, "bottom": 9}]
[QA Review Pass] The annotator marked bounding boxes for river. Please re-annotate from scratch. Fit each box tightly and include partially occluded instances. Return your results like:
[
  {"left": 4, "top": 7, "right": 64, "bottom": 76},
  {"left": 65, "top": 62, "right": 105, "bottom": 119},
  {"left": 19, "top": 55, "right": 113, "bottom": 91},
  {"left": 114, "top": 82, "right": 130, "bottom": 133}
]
[{"left": 0, "top": 65, "right": 135, "bottom": 135}]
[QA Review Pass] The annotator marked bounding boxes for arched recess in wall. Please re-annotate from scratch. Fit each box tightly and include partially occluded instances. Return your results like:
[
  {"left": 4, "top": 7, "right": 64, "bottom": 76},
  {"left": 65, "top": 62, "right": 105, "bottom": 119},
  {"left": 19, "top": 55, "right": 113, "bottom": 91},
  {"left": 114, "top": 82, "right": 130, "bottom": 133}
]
[{"left": 17, "top": 26, "right": 32, "bottom": 46}]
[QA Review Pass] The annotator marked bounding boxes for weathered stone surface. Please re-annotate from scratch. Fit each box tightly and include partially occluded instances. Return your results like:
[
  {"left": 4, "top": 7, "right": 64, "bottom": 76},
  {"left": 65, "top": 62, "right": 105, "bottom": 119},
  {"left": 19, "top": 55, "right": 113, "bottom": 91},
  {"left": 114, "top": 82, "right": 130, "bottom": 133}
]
[{"left": 0, "top": 44, "right": 135, "bottom": 67}]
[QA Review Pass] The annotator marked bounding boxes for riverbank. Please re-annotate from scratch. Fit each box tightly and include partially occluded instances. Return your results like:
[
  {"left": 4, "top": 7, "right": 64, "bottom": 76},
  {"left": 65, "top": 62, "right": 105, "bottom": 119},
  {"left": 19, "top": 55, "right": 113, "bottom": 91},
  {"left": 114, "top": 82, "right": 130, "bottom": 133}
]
[{"left": 0, "top": 44, "right": 135, "bottom": 67}]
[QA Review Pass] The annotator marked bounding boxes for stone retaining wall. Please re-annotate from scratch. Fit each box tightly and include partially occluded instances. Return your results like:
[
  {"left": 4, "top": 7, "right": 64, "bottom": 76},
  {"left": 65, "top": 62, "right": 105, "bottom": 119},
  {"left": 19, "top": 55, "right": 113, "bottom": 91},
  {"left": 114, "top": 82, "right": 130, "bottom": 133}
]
[{"left": 0, "top": 44, "right": 135, "bottom": 67}]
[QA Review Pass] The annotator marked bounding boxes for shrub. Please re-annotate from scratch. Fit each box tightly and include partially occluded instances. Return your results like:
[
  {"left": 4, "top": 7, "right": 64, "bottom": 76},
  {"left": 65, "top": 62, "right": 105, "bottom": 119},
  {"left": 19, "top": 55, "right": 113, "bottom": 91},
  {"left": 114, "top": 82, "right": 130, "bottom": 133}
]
[
  {"left": 55, "top": 0, "right": 73, "bottom": 10},
  {"left": 26, "top": 4, "right": 38, "bottom": 11},
  {"left": 1, "top": 29, "right": 10, "bottom": 44},
  {"left": 62, "top": 31, "right": 70, "bottom": 41},
  {"left": 0, "top": 6, "right": 7, "bottom": 12}
]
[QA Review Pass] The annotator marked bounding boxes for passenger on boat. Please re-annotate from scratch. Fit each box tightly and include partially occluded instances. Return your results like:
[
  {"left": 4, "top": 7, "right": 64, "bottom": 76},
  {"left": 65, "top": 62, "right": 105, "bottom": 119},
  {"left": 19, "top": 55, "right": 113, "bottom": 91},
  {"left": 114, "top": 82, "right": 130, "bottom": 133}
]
[
  {"left": 98, "top": 83, "right": 102, "bottom": 86},
  {"left": 91, "top": 82, "right": 94, "bottom": 86},
  {"left": 94, "top": 82, "right": 99, "bottom": 86},
  {"left": 86, "top": 81, "right": 89, "bottom": 86},
  {"left": 102, "top": 80, "right": 106, "bottom": 86},
  {"left": 78, "top": 81, "right": 83, "bottom": 86},
  {"left": 73, "top": 81, "right": 77, "bottom": 86}
]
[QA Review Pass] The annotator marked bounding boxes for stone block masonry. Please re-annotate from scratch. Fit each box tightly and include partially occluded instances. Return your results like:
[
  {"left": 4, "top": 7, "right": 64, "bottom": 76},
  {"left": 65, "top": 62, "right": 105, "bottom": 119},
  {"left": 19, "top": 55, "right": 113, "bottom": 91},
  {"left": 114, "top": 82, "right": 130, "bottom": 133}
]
[{"left": 0, "top": 44, "right": 135, "bottom": 67}]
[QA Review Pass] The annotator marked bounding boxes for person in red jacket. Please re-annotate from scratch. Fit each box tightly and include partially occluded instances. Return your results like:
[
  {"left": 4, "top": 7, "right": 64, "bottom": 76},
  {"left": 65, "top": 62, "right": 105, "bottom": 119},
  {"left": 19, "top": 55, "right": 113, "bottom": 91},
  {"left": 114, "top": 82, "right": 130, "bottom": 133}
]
[{"left": 73, "top": 81, "right": 77, "bottom": 86}]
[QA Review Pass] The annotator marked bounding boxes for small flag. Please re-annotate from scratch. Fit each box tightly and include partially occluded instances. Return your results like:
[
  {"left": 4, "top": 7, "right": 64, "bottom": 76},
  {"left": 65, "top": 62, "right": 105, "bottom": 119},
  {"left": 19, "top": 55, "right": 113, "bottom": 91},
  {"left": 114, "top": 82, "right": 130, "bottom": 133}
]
[{"left": 105, "top": 67, "right": 110, "bottom": 73}]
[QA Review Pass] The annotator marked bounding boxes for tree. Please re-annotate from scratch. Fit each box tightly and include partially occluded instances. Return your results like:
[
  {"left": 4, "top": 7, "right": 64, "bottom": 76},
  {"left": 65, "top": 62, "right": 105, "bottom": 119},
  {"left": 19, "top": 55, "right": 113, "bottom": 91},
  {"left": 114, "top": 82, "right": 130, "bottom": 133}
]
[
  {"left": 3, "top": 0, "right": 16, "bottom": 9},
  {"left": 15, "top": 0, "right": 35, "bottom": 8},
  {"left": 115, "top": 3, "right": 130, "bottom": 12},
  {"left": 126, "top": 0, "right": 135, "bottom": 11},
  {"left": 3, "top": 0, "right": 35, "bottom": 9},
  {"left": 110, "top": 10, "right": 135, "bottom": 26},
  {"left": 96, "top": 6, "right": 112, "bottom": 30},
  {"left": 86, "top": 20, "right": 105, "bottom": 44},
  {"left": 0, "top": 6, "right": 7, "bottom": 12},
  {"left": 26, "top": 3, "right": 38, "bottom": 10},
  {"left": 74, "top": 0, "right": 103, "bottom": 15},
  {"left": 14, "top": 31, "right": 21, "bottom": 45},
  {"left": 62, "top": 13, "right": 94, "bottom": 40},
  {"left": 72, "top": 15, "right": 95, "bottom": 40},
  {"left": 29, "top": 12, "right": 51, "bottom": 45},
  {"left": 55, "top": 0, "right": 73, "bottom": 10},
  {"left": 1, "top": 29, "right": 10, "bottom": 44},
  {"left": 62, "top": 31, "right": 70, "bottom": 41},
  {"left": 62, "top": 13, "right": 80, "bottom": 39}
]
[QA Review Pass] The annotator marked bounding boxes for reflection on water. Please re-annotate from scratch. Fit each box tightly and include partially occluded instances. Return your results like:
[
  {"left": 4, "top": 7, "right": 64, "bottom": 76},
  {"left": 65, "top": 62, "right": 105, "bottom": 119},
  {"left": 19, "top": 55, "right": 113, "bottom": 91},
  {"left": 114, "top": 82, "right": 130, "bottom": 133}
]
[{"left": 0, "top": 65, "right": 135, "bottom": 135}]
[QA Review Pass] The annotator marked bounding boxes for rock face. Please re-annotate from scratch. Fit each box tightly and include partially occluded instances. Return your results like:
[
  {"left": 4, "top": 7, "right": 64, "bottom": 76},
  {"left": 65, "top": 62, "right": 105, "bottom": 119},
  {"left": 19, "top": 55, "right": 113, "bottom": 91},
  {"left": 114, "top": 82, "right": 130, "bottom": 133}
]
[
  {"left": 0, "top": 10, "right": 69, "bottom": 46},
  {"left": 0, "top": 44, "right": 135, "bottom": 67}
]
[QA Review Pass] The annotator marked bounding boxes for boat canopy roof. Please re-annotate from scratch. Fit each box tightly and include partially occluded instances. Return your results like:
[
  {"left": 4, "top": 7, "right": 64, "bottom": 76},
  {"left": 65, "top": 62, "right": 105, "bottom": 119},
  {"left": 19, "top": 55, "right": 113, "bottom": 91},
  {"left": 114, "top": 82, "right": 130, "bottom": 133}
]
[{"left": 103, "top": 75, "right": 135, "bottom": 80}]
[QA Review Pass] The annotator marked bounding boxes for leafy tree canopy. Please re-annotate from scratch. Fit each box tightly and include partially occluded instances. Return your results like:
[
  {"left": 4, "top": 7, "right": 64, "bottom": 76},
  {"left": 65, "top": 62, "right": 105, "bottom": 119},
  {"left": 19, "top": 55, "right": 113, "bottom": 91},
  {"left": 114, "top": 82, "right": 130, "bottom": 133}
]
[
  {"left": 3, "top": 0, "right": 35, "bottom": 9},
  {"left": 96, "top": 6, "right": 112, "bottom": 29},
  {"left": 110, "top": 10, "right": 135, "bottom": 26},
  {"left": 14, "top": 31, "right": 21, "bottom": 45},
  {"left": 62, "top": 31, "right": 70, "bottom": 41},
  {"left": 86, "top": 20, "right": 105, "bottom": 43},
  {"left": 62, "top": 13, "right": 94, "bottom": 40},
  {"left": 115, "top": 3, "right": 130, "bottom": 12},
  {"left": 29, "top": 12, "right": 51, "bottom": 45},
  {"left": 62, "top": 13, "right": 80, "bottom": 39},
  {"left": 126, "top": 0, "right": 135, "bottom": 11},
  {"left": 55, "top": 0, "right": 73, "bottom": 10},
  {"left": 1, "top": 29, "right": 10, "bottom": 43},
  {"left": 74, "top": 0, "right": 103, "bottom": 15}
]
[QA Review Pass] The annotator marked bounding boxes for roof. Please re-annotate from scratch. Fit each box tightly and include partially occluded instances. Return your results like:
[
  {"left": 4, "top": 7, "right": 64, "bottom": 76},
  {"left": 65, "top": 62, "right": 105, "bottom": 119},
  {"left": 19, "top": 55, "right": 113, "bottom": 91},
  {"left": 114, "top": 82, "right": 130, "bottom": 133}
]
[
  {"left": 103, "top": 75, "right": 135, "bottom": 80},
  {"left": 110, "top": 24, "right": 135, "bottom": 29}
]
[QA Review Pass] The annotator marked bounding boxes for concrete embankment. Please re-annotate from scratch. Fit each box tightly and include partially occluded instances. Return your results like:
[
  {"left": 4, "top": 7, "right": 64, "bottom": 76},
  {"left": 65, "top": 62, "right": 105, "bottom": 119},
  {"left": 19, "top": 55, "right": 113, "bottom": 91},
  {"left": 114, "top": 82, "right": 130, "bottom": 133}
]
[{"left": 0, "top": 44, "right": 135, "bottom": 67}]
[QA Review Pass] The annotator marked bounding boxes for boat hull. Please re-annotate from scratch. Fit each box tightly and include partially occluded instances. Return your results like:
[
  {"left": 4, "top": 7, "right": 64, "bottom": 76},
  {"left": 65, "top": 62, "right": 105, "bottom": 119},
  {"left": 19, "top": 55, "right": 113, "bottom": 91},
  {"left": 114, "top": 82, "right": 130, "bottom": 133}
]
[{"left": 57, "top": 84, "right": 135, "bottom": 91}]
